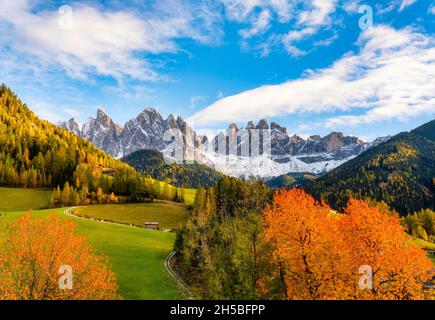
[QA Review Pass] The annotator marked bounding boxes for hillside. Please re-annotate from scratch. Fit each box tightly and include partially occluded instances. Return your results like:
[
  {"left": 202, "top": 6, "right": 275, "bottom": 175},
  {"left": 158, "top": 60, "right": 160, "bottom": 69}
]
[
  {"left": 121, "top": 149, "right": 223, "bottom": 188},
  {"left": 304, "top": 120, "right": 435, "bottom": 215},
  {"left": 0, "top": 85, "right": 163, "bottom": 203},
  {"left": 266, "top": 172, "right": 319, "bottom": 189}
]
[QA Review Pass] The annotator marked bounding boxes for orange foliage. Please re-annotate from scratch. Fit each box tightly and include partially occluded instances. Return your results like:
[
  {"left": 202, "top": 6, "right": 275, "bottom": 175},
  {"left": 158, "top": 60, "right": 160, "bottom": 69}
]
[
  {"left": 0, "top": 213, "right": 119, "bottom": 300},
  {"left": 261, "top": 188, "right": 432, "bottom": 300},
  {"left": 262, "top": 188, "right": 347, "bottom": 299},
  {"left": 339, "top": 199, "right": 432, "bottom": 300}
]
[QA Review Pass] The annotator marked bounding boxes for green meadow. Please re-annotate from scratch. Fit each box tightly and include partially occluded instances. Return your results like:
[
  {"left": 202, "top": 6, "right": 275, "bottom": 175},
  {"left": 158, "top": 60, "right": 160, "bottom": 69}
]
[
  {"left": 0, "top": 187, "right": 52, "bottom": 212},
  {"left": 152, "top": 179, "right": 196, "bottom": 205},
  {"left": 75, "top": 201, "right": 189, "bottom": 230},
  {"left": 183, "top": 188, "right": 197, "bottom": 205},
  {"left": 0, "top": 187, "right": 186, "bottom": 300}
]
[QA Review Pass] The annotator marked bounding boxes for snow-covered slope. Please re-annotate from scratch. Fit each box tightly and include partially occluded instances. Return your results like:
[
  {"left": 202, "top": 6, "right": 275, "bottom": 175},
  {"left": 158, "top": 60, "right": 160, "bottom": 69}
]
[{"left": 59, "top": 109, "right": 385, "bottom": 179}]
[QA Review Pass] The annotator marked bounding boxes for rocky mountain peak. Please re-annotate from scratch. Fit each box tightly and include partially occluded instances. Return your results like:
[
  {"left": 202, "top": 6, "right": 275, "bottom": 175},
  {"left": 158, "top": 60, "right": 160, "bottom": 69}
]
[
  {"left": 246, "top": 121, "right": 255, "bottom": 129},
  {"left": 59, "top": 107, "right": 379, "bottom": 177},
  {"left": 96, "top": 107, "right": 108, "bottom": 119},
  {"left": 308, "top": 135, "right": 322, "bottom": 141},
  {"left": 271, "top": 122, "right": 287, "bottom": 134},
  {"left": 290, "top": 134, "right": 304, "bottom": 143},
  {"left": 229, "top": 123, "right": 238, "bottom": 131},
  {"left": 138, "top": 107, "right": 163, "bottom": 123},
  {"left": 58, "top": 118, "right": 81, "bottom": 136},
  {"left": 144, "top": 107, "right": 158, "bottom": 113},
  {"left": 256, "top": 119, "right": 269, "bottom": 130}
]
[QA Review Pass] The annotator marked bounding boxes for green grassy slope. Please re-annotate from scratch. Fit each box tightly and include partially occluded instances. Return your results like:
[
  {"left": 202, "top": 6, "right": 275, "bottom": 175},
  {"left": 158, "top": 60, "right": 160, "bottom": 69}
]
[
  {"left": 150, "top": 178, "right": 197, "bottom": 205},
  {"left": 0, "top": 187, "right": 52, "bottom": 212},
  {"left": 0, "top": 208, "right": 181, "bottom": 300},
  {"left": 75, "top": 202, "right": 189, "bottom": 230},
  {"left": 183, "top": 188, "right": 197, "bottom": 205}
]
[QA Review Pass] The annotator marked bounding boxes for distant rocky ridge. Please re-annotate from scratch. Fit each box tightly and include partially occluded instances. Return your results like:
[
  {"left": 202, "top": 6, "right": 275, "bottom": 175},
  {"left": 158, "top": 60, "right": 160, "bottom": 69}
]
[
  {"left": 59, "top": 108, "right": 388, "bottom": 178},
  {"left": 60, "top": 107, "right": 198, "bottom": 159}
]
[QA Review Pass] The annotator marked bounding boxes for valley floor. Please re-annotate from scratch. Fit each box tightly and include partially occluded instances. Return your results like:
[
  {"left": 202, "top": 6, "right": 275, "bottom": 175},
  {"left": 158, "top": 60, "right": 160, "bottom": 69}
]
[{"left": 74, "top": 201, "right": 189, "bottom": 230}]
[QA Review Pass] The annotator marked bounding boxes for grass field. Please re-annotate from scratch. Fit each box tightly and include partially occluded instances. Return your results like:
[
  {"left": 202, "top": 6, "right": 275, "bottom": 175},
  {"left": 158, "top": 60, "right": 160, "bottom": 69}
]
[
  {"left": 408, "top": 238, "right": 435, "bottom": 266},
  {"left": 0, "top": 187, "right": 52, "bottom": 212},
  {"left": 183, "top": 188, "right": 196, "bottom": 205},
  {"left": 0, "top": 208, "right": 181, "bottom": 300},
  {"left": 149, "top": 178, "right": 196, "bottom": 205},
  {"left": 75, "top": 202, "right": 190, "bottom": 230}
]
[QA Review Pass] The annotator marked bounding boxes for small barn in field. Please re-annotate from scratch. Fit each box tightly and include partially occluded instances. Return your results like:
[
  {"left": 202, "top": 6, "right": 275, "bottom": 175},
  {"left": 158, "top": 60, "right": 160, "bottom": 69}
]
[{"left": 144, "top": 222, "right": 159, "bottom": 230}]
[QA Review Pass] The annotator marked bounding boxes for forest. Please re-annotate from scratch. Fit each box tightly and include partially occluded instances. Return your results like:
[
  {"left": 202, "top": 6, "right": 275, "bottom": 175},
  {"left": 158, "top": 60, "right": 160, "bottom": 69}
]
[
  {"left": 122, "top": 149, "right": 223, "bottom": 188},
  {"left": 0, "top": 85, "right": 181, "bottom": 206},
  {"left": 304, "top": 120, "right": 435, "bottom": 216},
  {"left": 176, "top": 181, "right": 434, "bottom": 299}
]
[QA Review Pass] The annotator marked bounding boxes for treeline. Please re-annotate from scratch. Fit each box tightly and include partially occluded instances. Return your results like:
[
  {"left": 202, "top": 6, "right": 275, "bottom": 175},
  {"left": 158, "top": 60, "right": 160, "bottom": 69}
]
[
  {"left": 403, "top": 209, "right": 435, "bottom": 243},
  {"left": 175, "top": 177, "right": 272, "bottom": 299},
  {"left": 0, "top": 85, "right": 183, "bottom": 204},
  {"left": 48, "top": 179, "right": 187, "bottom": 207}
]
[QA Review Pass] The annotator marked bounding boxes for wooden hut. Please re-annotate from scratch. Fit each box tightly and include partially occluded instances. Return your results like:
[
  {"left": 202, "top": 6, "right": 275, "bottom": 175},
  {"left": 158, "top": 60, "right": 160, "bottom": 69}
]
[{"left": 144, "top": 222, "right": 159, "bottom": 230}]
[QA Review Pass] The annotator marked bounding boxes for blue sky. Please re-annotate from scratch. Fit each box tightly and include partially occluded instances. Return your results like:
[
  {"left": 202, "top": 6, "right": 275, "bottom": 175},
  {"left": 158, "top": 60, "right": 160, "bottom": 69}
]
[{"left": 0, "top": 0, "right": 434, "bottom": 141}]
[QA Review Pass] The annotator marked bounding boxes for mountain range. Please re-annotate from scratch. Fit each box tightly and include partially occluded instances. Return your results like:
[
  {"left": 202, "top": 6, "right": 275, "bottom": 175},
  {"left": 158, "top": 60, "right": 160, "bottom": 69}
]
[
  {"left": 304, "top": 119, "right": 435, "bottom": 215},
  {"left": 4, "top": 83, "right": 433, "bottom": 215},
  {"left": 59, "top": 108, "right": 388, "bottom": 178}
]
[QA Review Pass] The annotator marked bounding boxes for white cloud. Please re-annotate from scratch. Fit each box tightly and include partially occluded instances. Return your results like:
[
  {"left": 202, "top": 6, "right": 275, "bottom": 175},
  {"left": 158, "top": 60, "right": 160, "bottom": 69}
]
[
  {"left": 342, "top": 0, "right": 361, "bottom": 13},
  {"left": 239, "top": 9, "right": 271, "bottom": 39},
  {"left": 281, "top": 0, "right": 338, "bottom": 56},
  {"left": 191, "top": 26, "right": 435, "bottom": 129},
  {"left": 0, "top": 0, "right": 343, "bottom": 85},
  {"left": 429, "top": 4, "right": 435, "bottom": 14},
  {"left": 221, "top": 0, "right": 339, "bottom": 56},
  {"left": 345, "top": 0, "right": 420, "bottom": 15},
  {"left": 399, "top": 0, "right": 417, "bottom": 11},
  {"left": 0, "top": 0, "right": 222, "bottom": 83},
  {"left": 282, "top": 27, "right": 316, "bottom": 56},
  {"left": 313, "top": 32, "right": 339, "bottom": 47},
  {"left": 189, "top": 96, "right": 206, "bottom": 109},
  {"left": 297, "top": 0, "right": 337, "bottom": 26}
]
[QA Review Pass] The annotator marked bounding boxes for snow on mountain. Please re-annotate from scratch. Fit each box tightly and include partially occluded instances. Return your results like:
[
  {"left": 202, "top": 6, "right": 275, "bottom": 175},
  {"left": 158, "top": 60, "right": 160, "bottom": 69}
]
[{"left": 59, "top": 108, "right": 383, "bottom": 179}]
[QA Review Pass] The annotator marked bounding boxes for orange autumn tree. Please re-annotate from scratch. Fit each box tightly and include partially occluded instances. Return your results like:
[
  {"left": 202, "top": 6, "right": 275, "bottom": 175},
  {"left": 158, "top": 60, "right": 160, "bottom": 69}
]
[
  {"left": 261, "top": 188, "right": 347, "bottom": 299},
  {"left": 339, "top": 199, "right": 432, "bottom": 300},
  {"left": 0, "top": 213, "right": 118, "bottom": 300},
  {"left": 261, "top": 188, "right": 432, "bottom": 300}
]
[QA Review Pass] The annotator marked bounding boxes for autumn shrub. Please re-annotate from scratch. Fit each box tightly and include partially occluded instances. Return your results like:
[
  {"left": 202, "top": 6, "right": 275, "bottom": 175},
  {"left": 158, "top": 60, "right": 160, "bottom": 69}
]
[{"left": 0, "top": 213, "right": 119, "bottom": 300}]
